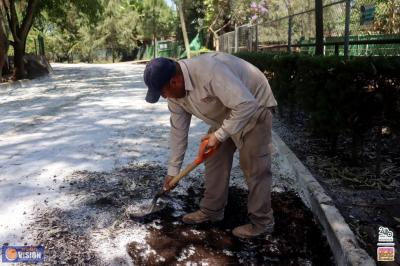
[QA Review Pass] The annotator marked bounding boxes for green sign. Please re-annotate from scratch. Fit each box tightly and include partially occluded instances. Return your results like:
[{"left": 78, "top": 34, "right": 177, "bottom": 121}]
[{"left": 360, "top": 4, "right": 375, "bottom": 25}]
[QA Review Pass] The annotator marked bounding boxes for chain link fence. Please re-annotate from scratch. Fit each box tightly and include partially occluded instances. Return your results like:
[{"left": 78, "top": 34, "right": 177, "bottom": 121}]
[{"left": 220, "top": 0, "right": 400, "bottom": 56}]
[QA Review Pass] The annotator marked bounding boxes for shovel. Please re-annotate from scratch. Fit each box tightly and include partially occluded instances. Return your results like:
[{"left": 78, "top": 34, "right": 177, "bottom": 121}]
[{"left": 126, "top": 139, "right": 218, "bottom": 217}]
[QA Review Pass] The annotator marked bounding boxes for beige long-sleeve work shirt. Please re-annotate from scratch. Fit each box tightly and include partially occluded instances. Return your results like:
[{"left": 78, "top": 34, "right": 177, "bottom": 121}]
[{"left": 167, "top": 52, "right": 277, "bottom": 176}]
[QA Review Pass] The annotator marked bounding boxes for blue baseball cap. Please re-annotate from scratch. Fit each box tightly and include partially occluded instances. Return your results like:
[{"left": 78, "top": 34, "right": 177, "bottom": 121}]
[{"left": 143, "top": 57, "right": 177, "bottom": 103}]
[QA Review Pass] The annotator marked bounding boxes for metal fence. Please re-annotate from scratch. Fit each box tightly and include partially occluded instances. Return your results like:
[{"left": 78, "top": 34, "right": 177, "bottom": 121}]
[{"left": 220, "top": 0, "right": 400, "bottom": 56}]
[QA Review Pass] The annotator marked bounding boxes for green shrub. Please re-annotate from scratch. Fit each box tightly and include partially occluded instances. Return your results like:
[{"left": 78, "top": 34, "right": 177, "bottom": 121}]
[{"left": 235, "top": 52, "right": 400, "bottom": 158}]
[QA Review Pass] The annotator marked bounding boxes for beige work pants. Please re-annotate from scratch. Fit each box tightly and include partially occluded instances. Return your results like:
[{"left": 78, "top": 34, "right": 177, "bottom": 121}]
[{"left": 200, "top": 109, "right": 274, "bottom": 229}]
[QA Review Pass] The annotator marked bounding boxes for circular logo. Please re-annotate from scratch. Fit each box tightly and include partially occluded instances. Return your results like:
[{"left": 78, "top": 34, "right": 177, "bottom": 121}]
[{"left": 5, "top": 247, "right": 18, "bottom": 261}]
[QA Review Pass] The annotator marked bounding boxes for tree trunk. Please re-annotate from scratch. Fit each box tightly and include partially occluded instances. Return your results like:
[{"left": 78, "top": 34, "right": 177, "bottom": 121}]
[
  {"left": 0, "top": 17, "right": 8, "bottom": 80},
  {"left": 213, "top": 32, "right": 220, "bottom": 51},
  {"left": 38, "top": 34, "right": 45, "bottom": 56},
  {"left": 177, "top": 0, "right": 190, "bottom": 58},
  {"left": 13, "top": 41, "right": 26, "bottom": 80},
  {"left": 112, "top": 45, "right": 115, "bottom": 63},
  {"left": 3, "top": 0, "right": 40, "bottom": 80}
]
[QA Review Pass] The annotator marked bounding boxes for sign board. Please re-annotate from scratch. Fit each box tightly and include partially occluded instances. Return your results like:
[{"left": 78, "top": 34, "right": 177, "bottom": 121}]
[{"left": 360, "top": 4, "right": 375, "bottom": 25}]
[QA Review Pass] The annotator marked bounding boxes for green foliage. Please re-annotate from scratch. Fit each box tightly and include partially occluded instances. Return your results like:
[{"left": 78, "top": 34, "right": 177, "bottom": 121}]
[
  {"left": 39, "top": 1, "right": 103, "bottom": 62},
  {"left": 40, "top": 0, "right": 175, "bottom": 62},
  {"left": 38, "top": 0, "right": 102, "bottom": 28},
  {"left": 203, "top": 0, "right": 230, "bottom": 28},
  {"left": 235, "top": 52, "right": 400, "bottom": 149},
  {"left": 95, "top": 0, "right": 139, "bottom": 61},
  {"left": 174, "top": 0, "right": 206, "bottom": 42},
  {"left": 350, "top": 0, "right": 400, "bottom": 34},
  {"left": 138, "top": 0, "right": 176, "bottom": 40}
]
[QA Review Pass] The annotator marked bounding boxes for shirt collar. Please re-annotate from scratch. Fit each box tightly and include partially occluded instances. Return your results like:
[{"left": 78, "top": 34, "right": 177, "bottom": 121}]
[{"left": 178, "top": 60, "right": 194, "bottom": 92}]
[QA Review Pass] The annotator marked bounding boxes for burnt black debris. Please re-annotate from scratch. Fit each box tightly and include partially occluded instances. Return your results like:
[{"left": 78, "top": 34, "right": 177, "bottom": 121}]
[
  {"left": 31, "top": 163, "right": 334, "bottom": 265},
  {"left": 128, "top": 187, "right": 334, "bottom": 265}
]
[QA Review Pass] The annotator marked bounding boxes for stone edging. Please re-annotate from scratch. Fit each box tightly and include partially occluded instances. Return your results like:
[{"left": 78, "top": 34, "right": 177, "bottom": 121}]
[{"left": 272, "top": 131, "right": 376, "bottom": 266}]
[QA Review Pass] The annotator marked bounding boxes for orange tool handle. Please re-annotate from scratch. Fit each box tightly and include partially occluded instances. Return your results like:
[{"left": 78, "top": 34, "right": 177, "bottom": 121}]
[
  {"left": 194, "top": 139, "right": 218, "bottom": 164},
  {"left": 167, "top": 139, "right": 218, "bottom": 190}
]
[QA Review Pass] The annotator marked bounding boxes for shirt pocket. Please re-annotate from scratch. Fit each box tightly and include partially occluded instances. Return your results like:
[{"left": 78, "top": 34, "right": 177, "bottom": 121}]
[
  {"left": 196, "top": 96, "right": 219, "bottom": 117},
  {"left": 197, "top": 87, "right": 218, "bottom": 110},
  {"left": 200, "top": 95, "right": 217, "bottom": 104}
]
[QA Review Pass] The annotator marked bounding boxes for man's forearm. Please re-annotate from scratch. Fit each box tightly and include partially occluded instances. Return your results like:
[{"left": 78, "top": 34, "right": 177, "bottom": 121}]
[{"left": 167, "top": 101, "right": 192, "bottom": 176}]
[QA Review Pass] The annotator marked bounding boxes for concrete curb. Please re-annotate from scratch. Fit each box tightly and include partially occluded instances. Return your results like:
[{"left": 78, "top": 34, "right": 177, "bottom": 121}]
[{"left": 272, "top": 131, "right": 376, "bottom": 266}]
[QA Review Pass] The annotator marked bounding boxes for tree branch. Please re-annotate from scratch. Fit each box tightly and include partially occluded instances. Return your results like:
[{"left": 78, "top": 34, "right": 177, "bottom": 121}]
[
  {"left": 1, "top": 0, "right": 13, "bottom": 33},
  {"left": 209, "top": 9, "right": 223, "bottom": 29},
  {"left": 208, "top": 5, "right": 230, "bottom": 35},
  {"left": 6, "top": 0, "right": 19, "bottom": 42},
  {"left": 214, "top": 20, "right": 230, "bottom": 34},
  {"left": 20, "top": 0, "right": 39, "bottom": 39}
]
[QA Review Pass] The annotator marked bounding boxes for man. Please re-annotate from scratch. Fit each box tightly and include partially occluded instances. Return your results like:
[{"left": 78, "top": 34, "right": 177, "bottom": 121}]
[{"left": 143, "top": 52, "right": 277, "bottom": 238}]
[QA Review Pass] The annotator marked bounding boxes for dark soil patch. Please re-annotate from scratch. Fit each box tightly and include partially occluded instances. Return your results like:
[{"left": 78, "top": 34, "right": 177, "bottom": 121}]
[
  {"left": 127, "top": 188, "right": 334, "bottom": 265},
  {"left": 30, "top": 163, "right": 334, "bottom": 265},
  {"left": 272, "top": 109, "right": 400, "bottom": 265}
]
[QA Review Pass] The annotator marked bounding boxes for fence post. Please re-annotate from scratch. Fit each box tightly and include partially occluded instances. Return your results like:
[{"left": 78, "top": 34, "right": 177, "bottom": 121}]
[
  {"left": 38, "top": 34, "right": 45, "bottom": 56},
  {"left": 230, "top": 33, "right": 233, "bottom": 54},
  {"left": 248, "top": 26, "right": 253, "bottom": 51},
  {"left": 315, "top": 0, "right": 324, "bottom": 55},
  {"left": 255, "top": 23, "right": 259, "bottom": 52},
  {"left": 344, "top": 0, "right": 351, "bottom": 57},
  {"left": 288, "top": 16, "right": 293, "bottom": 53},
  {"left": 234, "top": 24, "right": 238, "bottom": 53}
]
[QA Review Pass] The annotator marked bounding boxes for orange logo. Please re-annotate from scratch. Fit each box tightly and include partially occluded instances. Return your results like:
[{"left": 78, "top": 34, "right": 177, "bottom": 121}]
[{"left": 5, "top": 247, "right": 18, "bottom": 261}]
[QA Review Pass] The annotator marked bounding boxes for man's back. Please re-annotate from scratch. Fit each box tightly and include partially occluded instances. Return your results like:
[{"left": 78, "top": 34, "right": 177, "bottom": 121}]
[{"left": 180, "top": 52, "right": 277, "bottom": 108}]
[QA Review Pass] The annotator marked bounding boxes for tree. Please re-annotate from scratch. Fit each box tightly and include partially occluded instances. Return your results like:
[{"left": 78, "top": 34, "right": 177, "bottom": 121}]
[
  {"left": 177, "top": 0, "right": 191, "bottom": 58},
  {"left": 42, "top": 0, "right": 174, "bottom": 63},
  {"left": 139, "top": 0, "right": 175, "bottom": 40},
  {"left": 97, "top": 0, "right": 122, "bottom": 62},
  {"left": 0, "top": 0, "right": 40, "bottom": 79},
  {"left": 175, "top": 0, "right": 204, "bottom": 43},
  {"left": 0, "top": 0, "right": 102, "bottom": 79},
  {"left": 96, "top": 0, "right": 141, "bottom": 62},
  {"left": 42, "top": 5, "right": 81, "bottom": 62},
  {"left": 203, "top": 0, "right": 231, "bottom": 50},
  {"left": 0, "top": 10, "right": 9, "bottom": 80},
  {"left": 39, "top": 0, "right": 102, "bottom": 62}
]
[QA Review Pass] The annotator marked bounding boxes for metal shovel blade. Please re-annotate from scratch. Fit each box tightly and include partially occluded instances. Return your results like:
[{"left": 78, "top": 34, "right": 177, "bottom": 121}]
[
  {"left": 125, "top": 191, "right": 166, "bottom": 218},
  {"left": 125, "top": 140, "right": 217, "bottom": 218}
]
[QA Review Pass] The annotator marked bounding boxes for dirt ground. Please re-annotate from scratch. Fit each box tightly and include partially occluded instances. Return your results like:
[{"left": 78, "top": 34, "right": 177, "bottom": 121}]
[
  {"left": 29, "top": 163, "right": 334, "bottom": 265},
  {"left": 1, "top": 63, "right": 356, "bottom": 265},
  {"left": 272, "top": 109, "right": 400, "bottom": 266}
]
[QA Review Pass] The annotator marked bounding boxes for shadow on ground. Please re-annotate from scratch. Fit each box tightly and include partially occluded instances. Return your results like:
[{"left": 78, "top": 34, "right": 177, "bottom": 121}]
[{"left": 31, "top": 163, "right": 334, "bottom": 265}]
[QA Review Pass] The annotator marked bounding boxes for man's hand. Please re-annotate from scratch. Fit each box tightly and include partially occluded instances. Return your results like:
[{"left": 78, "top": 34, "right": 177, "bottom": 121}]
[
  {"left": 163, "top": 175, "right": 175, "bottom": 191},
  {"left": 201, "top": 132, "right": 221, "bottom": 150}
]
